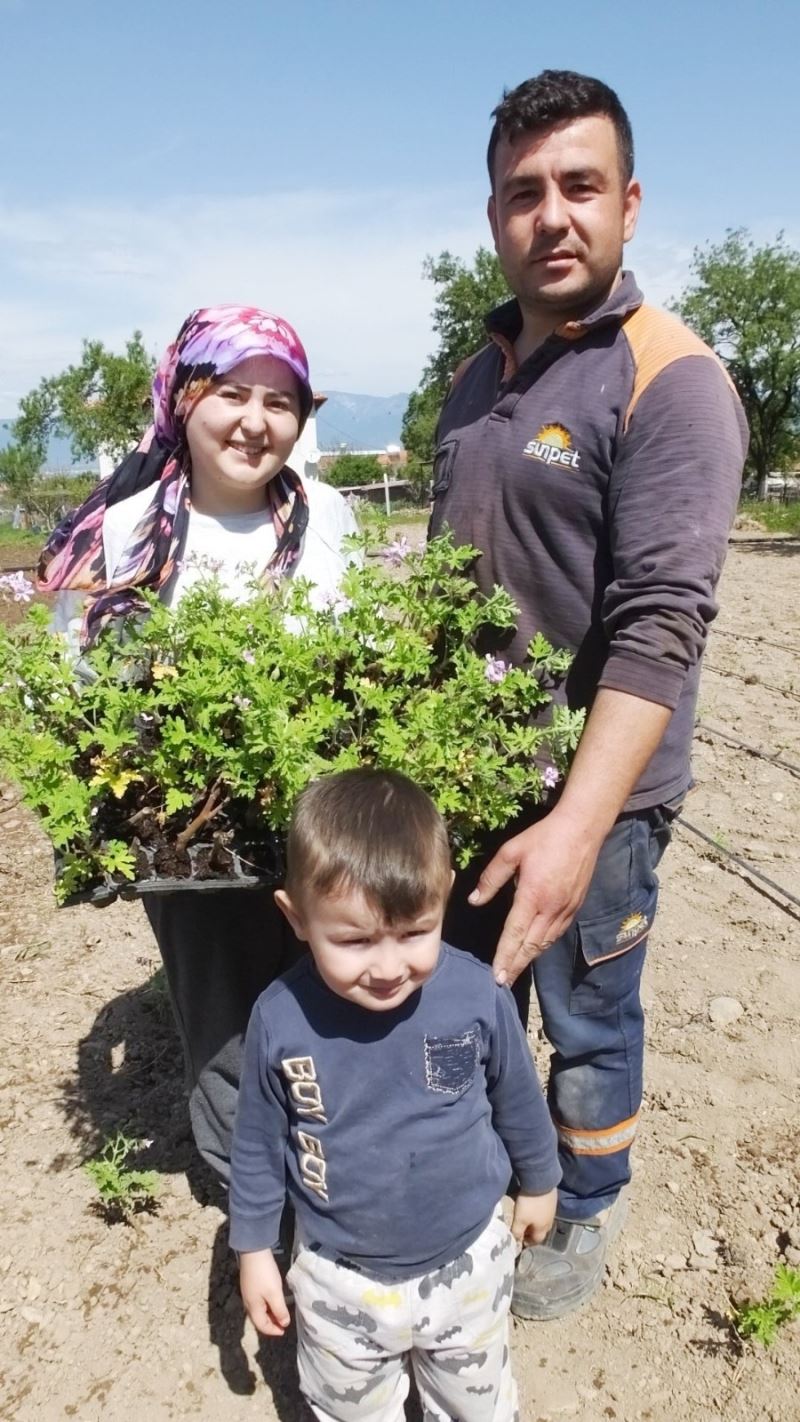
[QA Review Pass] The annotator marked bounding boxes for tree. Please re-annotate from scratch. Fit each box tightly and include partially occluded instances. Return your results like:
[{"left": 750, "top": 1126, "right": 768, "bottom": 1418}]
[
  {"left": 0, "top": 441, "right": 39, "bottom": 502},
  {"left": 402, "top": 248, "right": 510, "bottom": 487},
  {"left": 673, "top": 230, "right": 800, "bottom": 497},
  {"left": 324, "top": 452, "right": 384, "bottom": 488},
  {"left": 13, "top": 332, "right": 156, "bottom": 465}
]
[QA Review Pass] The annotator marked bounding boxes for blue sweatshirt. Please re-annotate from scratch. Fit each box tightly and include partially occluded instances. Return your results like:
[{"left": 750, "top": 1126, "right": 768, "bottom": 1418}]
[{"left": 228, "top": 944, "right": 560, "bottom": 1280}]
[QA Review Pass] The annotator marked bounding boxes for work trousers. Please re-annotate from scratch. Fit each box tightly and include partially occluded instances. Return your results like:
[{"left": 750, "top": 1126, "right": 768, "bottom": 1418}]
[
  {"left": 288, "top": 1211, "right": 519, "bottom": 1422},
  {"left": 143, "top": 887, "right": 304, "bottom": 1182},
  {"left": 445, "top": 808, "right": 672, "bottom": 1219}
]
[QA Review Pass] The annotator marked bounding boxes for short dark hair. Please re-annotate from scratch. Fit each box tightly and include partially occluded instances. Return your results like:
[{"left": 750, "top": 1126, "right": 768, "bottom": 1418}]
[
  {"left": 487, "top": 70, "right": 634, "bottom": 188},
  {"left": 285, "top": 769, "right": 453, "bottom": 923}
]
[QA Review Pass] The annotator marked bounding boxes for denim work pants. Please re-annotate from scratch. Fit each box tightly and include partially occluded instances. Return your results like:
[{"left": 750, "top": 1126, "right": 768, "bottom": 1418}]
[
  {"left": 444, "top": 808, "right": 672, "bottom": 1219},
  {"left": 143, "top": 888, "right": 305, "bottom": 1182}
]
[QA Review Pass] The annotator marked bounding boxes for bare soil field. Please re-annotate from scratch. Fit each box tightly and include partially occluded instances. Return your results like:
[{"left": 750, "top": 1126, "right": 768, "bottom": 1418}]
[{"left": 1, "top": 527, "right": 798, "bottom": 1422}]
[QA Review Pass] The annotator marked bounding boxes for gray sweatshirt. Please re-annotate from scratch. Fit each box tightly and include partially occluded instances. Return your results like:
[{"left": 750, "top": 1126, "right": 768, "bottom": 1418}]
[
  {"left": 429, "top": 273, "right": 749, "bottom": 811},
  {"left": 228, "top": 945, "right": 560, "bottom": 1280}
]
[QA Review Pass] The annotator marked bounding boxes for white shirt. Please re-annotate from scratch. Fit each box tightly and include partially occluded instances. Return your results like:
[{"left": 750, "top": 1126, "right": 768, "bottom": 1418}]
[
  {"left": 160, "top": 506, "right": 278, "bottom": 606},
  {"left": 53, "top": 475, "right": 359, "bottom": 645}
]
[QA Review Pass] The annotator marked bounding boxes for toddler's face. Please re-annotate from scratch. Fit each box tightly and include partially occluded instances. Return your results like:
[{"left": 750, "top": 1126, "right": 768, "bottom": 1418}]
[{"left": 277, "top": 885, "right": 446, "bottom": 1012}]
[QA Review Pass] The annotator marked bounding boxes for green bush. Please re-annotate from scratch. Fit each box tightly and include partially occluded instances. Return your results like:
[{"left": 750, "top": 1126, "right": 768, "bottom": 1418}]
[
  {"left": 323, "top": 453, "right": 384, "bottom": 488},
  {"left": 0, "top": 532, "right": 583, "bottom": 901}
]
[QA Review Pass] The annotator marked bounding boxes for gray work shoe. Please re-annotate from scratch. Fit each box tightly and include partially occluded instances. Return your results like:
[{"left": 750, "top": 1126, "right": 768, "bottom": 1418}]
[{"left": 511, "top": 1192, "right": 628, "bottom": 1321}]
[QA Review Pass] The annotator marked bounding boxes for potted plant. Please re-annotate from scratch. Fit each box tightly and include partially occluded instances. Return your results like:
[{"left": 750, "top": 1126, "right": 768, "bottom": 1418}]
[{"left": 0, "top": 533, "right": 583, "bottom": 905}]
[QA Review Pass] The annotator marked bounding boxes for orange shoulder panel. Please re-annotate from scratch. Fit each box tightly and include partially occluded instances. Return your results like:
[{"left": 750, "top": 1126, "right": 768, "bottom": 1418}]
[
  {"left": 449, "top": 346, "right": 487, "bottom": 395},
  {"left": 622, "top": 304, "right": 735, "bottom": 430}
]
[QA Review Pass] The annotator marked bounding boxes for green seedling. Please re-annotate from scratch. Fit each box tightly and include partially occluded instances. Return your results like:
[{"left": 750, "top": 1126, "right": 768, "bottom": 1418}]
[
  {"left": 143, "top": 965, "right": 171, "bottom": 1022},
  {"left": 732, "top": 1263, "right": 800, "bottom": 1346},
  {"left": 83, "top": 1131, "right": 160, "bottom": 1221}
]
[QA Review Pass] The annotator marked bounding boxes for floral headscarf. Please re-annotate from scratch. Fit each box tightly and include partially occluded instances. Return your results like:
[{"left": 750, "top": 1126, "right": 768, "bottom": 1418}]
[{"left": 38, "top": 305, "right": 314, "bottom": 646}]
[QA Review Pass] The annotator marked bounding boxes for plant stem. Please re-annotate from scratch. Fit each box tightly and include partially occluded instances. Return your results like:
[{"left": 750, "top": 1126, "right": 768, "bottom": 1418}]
[{"left": 175, "top": 778, "right": 226, "bottom": 852}]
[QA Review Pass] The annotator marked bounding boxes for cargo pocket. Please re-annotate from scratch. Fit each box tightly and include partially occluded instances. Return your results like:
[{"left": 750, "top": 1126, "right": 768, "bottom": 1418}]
[
  {"left": 569, "top": 885, "right": 657, "bottom": 1016},
  {"left": 430, "top": 438, "right": 460, "bottom": 499}
]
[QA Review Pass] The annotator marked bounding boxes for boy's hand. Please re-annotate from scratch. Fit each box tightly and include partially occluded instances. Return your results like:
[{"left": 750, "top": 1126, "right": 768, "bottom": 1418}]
[
  {"left": 239, "top": 1248, "right": 291, "bottom": 1337},
  {"left": 511, "top": 1188, "right": 558, "bottom": 1247}
]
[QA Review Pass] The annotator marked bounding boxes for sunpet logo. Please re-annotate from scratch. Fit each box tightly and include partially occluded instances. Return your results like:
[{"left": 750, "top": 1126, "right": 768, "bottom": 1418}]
[{"left": 523, "top": 423, "right": 581, "bottom": 470}]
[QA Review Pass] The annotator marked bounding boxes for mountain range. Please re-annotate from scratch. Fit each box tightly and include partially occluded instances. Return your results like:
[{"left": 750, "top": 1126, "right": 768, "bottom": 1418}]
[
  {"left": 0, "top": 391, "right": 411, "bottom": 471},
  {"left": 315, "top": 392, "right": 409, "bottom": 452}
]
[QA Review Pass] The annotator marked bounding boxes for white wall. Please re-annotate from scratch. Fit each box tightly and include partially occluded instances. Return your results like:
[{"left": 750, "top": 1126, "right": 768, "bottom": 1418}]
[{"left": 291, "top": 409, "right": 320, "bottom": 481}]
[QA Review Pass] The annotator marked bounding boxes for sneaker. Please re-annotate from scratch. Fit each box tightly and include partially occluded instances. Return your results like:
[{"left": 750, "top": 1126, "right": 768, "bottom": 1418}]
[{"left": 511, "top": 1192, "right": 628, "bottom": 1321}]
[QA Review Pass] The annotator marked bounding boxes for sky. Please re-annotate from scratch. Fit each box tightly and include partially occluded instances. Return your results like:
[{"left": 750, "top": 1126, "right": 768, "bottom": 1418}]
[{"left": 0, "top": 0, "right": 798, "bottom": 418}]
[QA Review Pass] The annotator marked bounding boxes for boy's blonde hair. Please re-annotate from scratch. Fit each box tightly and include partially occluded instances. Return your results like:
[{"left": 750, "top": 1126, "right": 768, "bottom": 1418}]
[{"left": 285, "top": 769, "right": 452, "bottom": 922}]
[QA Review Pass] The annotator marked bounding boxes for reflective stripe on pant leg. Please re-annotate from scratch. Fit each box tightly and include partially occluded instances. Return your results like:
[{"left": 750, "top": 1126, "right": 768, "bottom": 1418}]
[
  {"left": 531, "top": 812, "right": 666, "bottom": 1219},
  {"left": 553, "top": 1111, "right": 640, "bottom": 1157},
  {"left": 539, "top": 957, "right": 646, "bottom": 1218}
]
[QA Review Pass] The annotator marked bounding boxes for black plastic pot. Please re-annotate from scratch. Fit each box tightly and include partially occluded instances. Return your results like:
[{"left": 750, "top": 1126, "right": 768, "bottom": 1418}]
[{"left": 56, "top": 833, "right": 286, "bottom": 908}]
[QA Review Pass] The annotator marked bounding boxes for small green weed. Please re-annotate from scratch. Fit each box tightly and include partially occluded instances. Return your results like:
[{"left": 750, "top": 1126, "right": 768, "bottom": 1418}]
[
  {"left": 143, "top": 964, "right": 172, "bottom": 1021},
  {"left": 83, "top": 1131, "right": 160, "bottom": 1222},
  {"left": 732, "top": 1263, "right": 800, "bottom": 1346}
]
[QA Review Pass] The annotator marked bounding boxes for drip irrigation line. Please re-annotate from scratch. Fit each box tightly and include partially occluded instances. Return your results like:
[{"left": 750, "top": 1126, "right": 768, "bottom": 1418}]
[
  {"left": 704, "top": 662, "right": 800, "bottom": 704},
  {"left": 712, "top": 627, "right": 800, "bottom": 658},
  {"left": 694, "top": 721, "right": 800, "bottom": 779},
  {"left": 675, "top": 815, "right": 800, "bottom": 918}
]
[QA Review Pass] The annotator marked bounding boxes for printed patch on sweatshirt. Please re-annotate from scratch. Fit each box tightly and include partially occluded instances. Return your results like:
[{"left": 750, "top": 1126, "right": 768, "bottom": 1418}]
[{"left": 522, "top": 423, "right": 581, "bottom": 470}]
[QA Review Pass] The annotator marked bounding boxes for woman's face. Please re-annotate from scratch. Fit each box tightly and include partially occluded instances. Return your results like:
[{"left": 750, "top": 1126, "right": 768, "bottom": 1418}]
[{"left": 185, "top": 354, "right": 302, "bottom": 515}]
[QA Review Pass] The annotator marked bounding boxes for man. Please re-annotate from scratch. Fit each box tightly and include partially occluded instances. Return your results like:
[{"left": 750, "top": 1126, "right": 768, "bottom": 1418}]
[{"left": 429, "top": 70, "right": 748, "bottom": 1320}]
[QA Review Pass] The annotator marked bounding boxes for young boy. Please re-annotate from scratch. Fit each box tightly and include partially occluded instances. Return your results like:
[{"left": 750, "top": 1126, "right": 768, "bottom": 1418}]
[{"left": 229, "top": 769, "right": 560, "bottom": 1421}]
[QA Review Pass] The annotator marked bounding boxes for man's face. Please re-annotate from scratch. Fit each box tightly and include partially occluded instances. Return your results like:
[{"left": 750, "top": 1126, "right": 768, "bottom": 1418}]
[{"left": 488, "top": 114, "right": 641, "bottom": 322}]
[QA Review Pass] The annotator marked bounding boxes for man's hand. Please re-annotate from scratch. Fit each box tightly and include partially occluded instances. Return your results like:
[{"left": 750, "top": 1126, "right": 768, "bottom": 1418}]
[
  {"left": 468, "top": 690, "right": 673, "bottom": 986},
  {"left": 239, "top": 1248, "right": 291, "bottom": 1337},
  {"left": 468, "top": 806, "right": 602, "bottom": 986},
  {"left": 511, "top": 1188, "right": 558, "bottom": 1246}
]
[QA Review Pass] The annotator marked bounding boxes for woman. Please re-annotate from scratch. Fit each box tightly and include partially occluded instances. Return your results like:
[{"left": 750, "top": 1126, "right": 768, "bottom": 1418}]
[{"left": 39, "top": 305, "right": 358, "bottom": 1184}]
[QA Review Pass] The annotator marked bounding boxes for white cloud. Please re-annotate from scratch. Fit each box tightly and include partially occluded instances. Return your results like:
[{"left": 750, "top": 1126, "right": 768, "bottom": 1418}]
[
  {"left": 2, "top": 182, "right": 741, "bottom": 421},
  {"left": 0, "top": 186, "right": 490, "bottom": 416},
  {"left": 626, "top": 233, "right": 694, "bottom": 310}
]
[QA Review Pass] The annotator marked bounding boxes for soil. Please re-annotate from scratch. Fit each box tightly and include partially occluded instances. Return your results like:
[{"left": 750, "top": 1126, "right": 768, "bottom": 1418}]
[{"left": 1, "top": 528, "right": 799, "bottom": 1422}]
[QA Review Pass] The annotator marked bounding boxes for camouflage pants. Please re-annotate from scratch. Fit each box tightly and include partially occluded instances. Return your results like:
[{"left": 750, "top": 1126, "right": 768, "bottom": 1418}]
[{"left": 287, "top": 1210, "right": 519, "bottom": 1421}]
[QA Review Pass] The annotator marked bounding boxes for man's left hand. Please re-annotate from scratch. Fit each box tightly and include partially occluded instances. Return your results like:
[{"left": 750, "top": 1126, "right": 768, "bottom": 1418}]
[{"left": 468, "top": 808, "right": 602, "bottom": 985}]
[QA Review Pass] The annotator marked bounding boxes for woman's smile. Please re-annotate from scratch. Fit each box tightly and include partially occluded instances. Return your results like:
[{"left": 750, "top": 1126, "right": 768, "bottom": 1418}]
[{"left": 186, "top": 354, "right": 301, "bottom": 515}]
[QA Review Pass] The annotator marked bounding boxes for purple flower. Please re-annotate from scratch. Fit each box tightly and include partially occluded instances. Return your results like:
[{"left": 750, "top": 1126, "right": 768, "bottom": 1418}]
[
  {"left": 0, "top": 570, "right": 35, "bottom": 603},
  {"left": 543, "top": 765, "right": 560, "bottom": 789},
  {"left": 233, "top": 694, "right": 252, "bottom": 710},
  {"left": 384, "top": 535, "right": 410, "bottom": 567},
  {"left": 321, "top": 589, "right": 352, "bottom": 616},
  {"left": 484, "top": 655, "right": 510, "bottom": 684},
  {"left": 242, "top": 649, "right": 255, "bottom": 665},
  {"left": 186, "top": 552, "right": 224, "bottom": 576}
]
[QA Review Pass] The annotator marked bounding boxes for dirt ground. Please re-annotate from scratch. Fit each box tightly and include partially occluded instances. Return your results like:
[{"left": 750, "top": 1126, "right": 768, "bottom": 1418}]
[{"left": 1, "top": 527, "right": 798, "bottom": 1422}]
